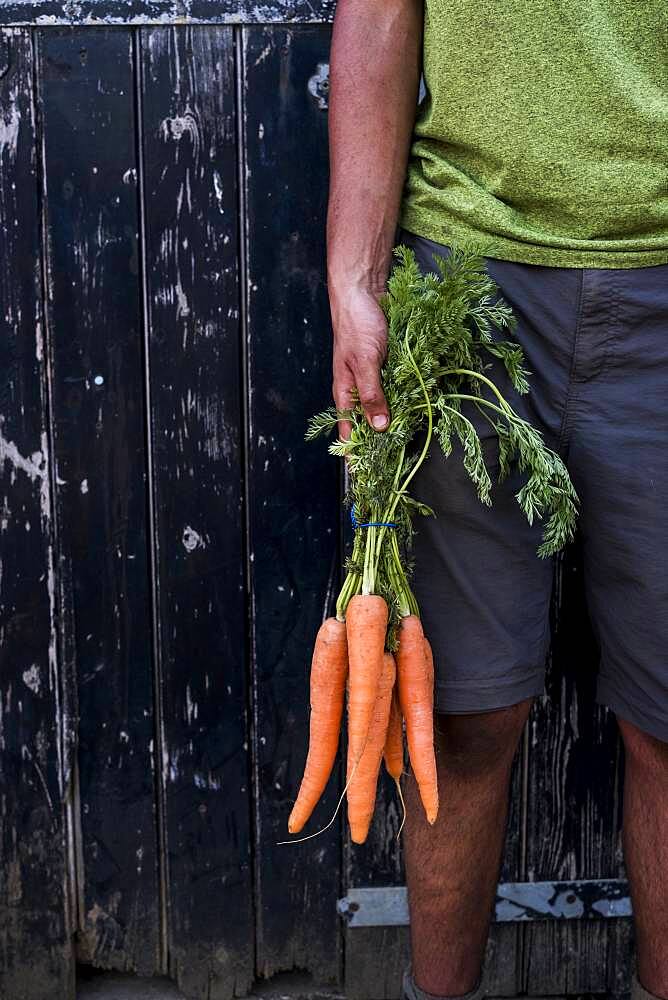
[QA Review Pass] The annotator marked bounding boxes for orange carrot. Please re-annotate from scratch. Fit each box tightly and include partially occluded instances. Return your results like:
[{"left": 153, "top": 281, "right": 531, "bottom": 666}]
[
  {"left": 347, "top": 652, "right": 396, "bottom": 844},
  {"left": 396, "top": 616, "right": 439, "bottom": 824},
  {"left": 384, "top": 685, "right": 407, "bottom": 837},
  {"left": 345, "top": 594, "right": 389, "bottom": 766},
  {"left": 288, "top": 618, "right": 348, "bottom": 834},
  {"left": 383, "top": 689, "right": 404, "bottom": 782}
]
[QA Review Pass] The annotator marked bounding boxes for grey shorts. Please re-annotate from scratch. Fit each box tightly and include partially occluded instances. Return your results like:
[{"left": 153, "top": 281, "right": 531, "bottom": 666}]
[{"left": 395, "top": 226, "right": 668, "bottom": 742}]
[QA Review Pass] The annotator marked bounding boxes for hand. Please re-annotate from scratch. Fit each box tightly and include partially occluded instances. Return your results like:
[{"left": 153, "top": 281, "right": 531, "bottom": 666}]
[{"left": 329, "top": 282, "right": 390, "bottom": 440}]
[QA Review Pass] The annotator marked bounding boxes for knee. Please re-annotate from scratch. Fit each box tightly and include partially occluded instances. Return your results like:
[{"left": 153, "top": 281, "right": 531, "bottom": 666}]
[
  {"left": 434, "top": 697, "right": 533, "bottom": 781},
  {"left": 618, "top": 717, "right": 668, "bottom": 773}
]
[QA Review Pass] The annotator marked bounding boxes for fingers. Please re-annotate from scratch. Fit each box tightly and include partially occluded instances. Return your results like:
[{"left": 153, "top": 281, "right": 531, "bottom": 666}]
[
  {"left": 329, "top": 285, "right": 390, "bottom": 437},
  {"left": 334, "top": 357, "right": 390, "bottom": 439},
  {"left": 333, "top": 366, "right": 355, "bottom": 440},
  {"left": 352, "top": 356, "right": 389, "bottom": 431}
]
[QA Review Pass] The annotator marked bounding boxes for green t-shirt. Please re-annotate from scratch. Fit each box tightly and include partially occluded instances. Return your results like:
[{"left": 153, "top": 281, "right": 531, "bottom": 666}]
[{"left": 398, "top": 1, "right": 668, "bottom": 268}]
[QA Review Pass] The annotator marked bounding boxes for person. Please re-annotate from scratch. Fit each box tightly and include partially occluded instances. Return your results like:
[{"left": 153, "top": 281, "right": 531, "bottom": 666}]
[{"left": 325, "top": 2, "right": 668, "bottom": 999}]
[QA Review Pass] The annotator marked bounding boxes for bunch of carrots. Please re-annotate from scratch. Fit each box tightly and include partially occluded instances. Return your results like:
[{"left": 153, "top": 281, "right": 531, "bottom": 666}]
[{"left": 288, "top": 243, "right": 579, "bottom": 844}]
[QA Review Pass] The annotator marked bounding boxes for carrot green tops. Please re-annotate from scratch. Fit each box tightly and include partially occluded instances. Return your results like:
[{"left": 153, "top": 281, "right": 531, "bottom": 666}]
[{"left": 398, "top": 1, "right": 668, "bottom": 268}]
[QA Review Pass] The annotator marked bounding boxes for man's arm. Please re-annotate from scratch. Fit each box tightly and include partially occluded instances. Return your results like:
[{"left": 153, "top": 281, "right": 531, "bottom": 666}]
[{"left": 326, "top": 0, "right": 423, "bottom": 435}]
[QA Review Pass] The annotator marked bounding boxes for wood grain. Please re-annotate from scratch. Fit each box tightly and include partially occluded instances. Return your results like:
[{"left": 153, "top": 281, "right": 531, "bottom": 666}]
[
  {"left": 139, "top": 24, "right": 254, "bottom": 999},
  {"left": 37, "top": 26, "right": 160, "bottom": 975},
  {"left": 241, "top": 23, "right": 342, "bottom": 985},
  {"left": 0, "top": 27, "right": 74, "bottom": 1000}
]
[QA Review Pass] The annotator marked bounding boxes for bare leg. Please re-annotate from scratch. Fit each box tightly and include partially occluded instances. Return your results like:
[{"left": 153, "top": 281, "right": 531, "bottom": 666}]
[
  {"left": 618, "top": 718, "right": 668, "bottom": 998},
  {"left": 403, "top": 698, "right": 532, "bottom": 996}
]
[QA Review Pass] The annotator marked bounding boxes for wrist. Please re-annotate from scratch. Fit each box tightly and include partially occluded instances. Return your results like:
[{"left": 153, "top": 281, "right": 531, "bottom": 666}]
[
  {"left": 327, "top": 266, "right": 388, "bottom": 300},
  {"left": 326, "top": 230, "right": 391, "bottom": 299}
]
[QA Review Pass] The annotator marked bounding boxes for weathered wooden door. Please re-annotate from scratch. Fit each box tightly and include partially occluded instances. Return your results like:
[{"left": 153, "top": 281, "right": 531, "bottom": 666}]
[{"left": 0, "top": 4, "right": 631, "bottom": 1000}]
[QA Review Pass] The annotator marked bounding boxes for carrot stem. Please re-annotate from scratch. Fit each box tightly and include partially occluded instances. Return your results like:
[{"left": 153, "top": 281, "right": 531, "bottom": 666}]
[
  {"left": 336, "top": 317, "right": 505, "bottom": 620},
  {"left": 367, "top": 329, "right": 433, "bottom": 616},
  {"left": 436, "top": 367, "right": 514, "bottom": 414}
]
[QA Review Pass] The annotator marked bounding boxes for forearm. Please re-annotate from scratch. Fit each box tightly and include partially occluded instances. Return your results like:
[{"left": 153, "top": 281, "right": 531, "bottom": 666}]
[{"left": 326, "top": 0, "right": 423, "bottom": 295}]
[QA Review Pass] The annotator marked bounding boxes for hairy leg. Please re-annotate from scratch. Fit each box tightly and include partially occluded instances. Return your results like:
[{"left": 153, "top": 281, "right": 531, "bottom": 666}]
[
  {"left": 618, "top": 718, "right": 668, "bottom": 998},
  {"left": 403, "top": 698, "right": 532, "bottom": 996}
]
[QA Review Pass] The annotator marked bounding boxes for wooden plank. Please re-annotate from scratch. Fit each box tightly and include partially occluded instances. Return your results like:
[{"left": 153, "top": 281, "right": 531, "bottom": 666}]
[
  {"left": 138, "top": 24, "right": 254, "bottom": 999},
  {"left": 0, "top": 0, "right": 335, "bottom": 28},
  {"left": 521, "top": 545, "right": 628, "bottom": 995},
  {"left": 486, "top": 727, "right": 527, "bottom": 997},
  {"left": 37, "top": 26, "right": 160, "bottom": 974},
  {"left": 242, "top": 23, "right": 342, "bottom": 984},
  {"left": 345, "top": 927, "right": 410, "bottom": 1000},
  {"left": 0, "top": 27, "right": 74, "bottom": 1000},
  {"left": 339, "top": 879, "right": 632, "bottom": 926}
]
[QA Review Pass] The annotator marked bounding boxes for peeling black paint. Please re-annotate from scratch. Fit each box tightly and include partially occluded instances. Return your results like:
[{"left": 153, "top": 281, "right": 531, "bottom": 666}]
[
  {"left": 0, "top": 26, "right": 74, "bottom": 1000},
  {"left": 38, "top": 24, "right": 161, "bottom": 976},
  {"left": 139, "top": 23, "right": 254, "bottom": 999},
  {"left": 0, "top": 0, "right": 336, "bottom": 28},
  {"left": 243, "top": 23, "right": 342, "bottom": 984}
]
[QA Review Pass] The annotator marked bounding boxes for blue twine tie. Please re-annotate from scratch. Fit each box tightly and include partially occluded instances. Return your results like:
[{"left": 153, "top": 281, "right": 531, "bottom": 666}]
[{"left": 351, "top": 504, "right": 397, "bottom": 530}]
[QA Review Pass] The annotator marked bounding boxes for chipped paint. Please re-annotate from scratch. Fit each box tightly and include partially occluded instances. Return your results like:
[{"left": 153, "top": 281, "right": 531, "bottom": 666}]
[
  {"left": 0, "top": 95, "right": 20, "bottom": 162},
  {"left": 21, "top": 664, "right": 42, "bottom": 695},
  {"left": 212, "top": 168, "right": 225, "bottom": 213},
  {"left": 193, "top": 771, "right": 221, "bottom": 791},
  {"left": 182, "top": 524, "right": 204, "bottom": 552},
  {"left": 184, "top": 684, "right": 199, "bottom": 725},
  {"left": 307, "top": 62, "right": 329, "bottom": 111},
  {"left": 174, "top": 278, "right": 190, "bottom": 318},
  {"left": 160, "top": 109, "right": 200, "bottom": 160},
  {"left": 2, "top": 2, "right": 337, "bottom": 26},
  {"left": 339, "top": 881, "right": 633, "bottom": 927},
  {"left": 21, "top": 744, "right": 54, "bottom": 813},
  {"left": 0, "top": 419, "right": 66, "bottom": 573},
  {"left": 253, "top": 42, "right": 272, "bottom": 66}
]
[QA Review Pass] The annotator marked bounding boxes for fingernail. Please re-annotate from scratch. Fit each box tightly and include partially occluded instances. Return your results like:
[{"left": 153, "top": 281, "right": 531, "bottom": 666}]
[{"left": 372, "top": 415, "right": 388, "bottom": 430}]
